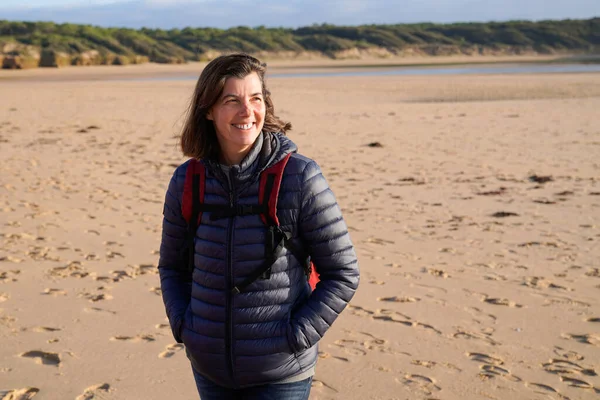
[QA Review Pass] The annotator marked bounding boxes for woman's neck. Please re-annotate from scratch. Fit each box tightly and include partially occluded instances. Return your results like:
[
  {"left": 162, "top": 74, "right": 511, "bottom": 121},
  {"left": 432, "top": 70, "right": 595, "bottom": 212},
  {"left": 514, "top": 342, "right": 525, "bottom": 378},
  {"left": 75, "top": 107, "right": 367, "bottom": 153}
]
[{"left": 219, "top": 147, "right": 249, "bottom": 166}]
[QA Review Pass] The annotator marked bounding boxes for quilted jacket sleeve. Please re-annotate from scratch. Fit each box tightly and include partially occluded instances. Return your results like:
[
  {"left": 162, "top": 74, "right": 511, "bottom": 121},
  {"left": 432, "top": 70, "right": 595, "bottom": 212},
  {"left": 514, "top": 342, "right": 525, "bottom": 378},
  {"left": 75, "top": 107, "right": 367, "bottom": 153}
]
[
  {"left": 158, "top": 167, "right": 192, "bottom": 343},
  {"left": 288, "top": 160, "right": 360, "bottom": 352}
]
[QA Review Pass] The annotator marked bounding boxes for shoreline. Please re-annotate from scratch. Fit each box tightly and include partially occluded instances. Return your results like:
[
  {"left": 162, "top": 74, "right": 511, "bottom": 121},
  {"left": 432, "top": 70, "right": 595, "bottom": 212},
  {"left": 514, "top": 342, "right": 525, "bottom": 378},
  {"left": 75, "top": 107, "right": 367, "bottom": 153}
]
[{"left": 1, "top": 54, "right": 596, "bottom": 82}]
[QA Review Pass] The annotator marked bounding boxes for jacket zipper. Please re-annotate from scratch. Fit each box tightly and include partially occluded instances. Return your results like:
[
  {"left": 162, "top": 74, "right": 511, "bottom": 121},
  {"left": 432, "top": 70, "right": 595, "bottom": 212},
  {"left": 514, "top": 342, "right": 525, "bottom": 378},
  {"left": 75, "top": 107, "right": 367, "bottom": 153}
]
[{"left": 225, "top": 170, "right": 236, "bottom": 387}]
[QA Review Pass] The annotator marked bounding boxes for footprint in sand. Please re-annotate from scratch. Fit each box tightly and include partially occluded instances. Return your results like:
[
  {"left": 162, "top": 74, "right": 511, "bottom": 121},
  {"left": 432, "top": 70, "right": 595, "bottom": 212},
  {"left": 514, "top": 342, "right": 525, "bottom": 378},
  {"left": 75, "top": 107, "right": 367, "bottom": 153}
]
[
  {"left": 91, "top": 275, "right": 113, "bottom": 283},
  {"left": 347, "top": 304, "right": 375, "bottom": 318},
  {"left": 48, "top": 262, "right": 88, "bottom": 279},
  {"left": 482, "top": 296, "right": 523, "bottom": 308},
  {"left": 584, "top": 268, "right": 599, "bottom": 278},
  {"left": 0, "top": 270, "right": 21, "bottom": 282},
  {"left": 19, "top": 351, "right": 60, "bottom": 366},
  {"left": 553, "top": 347, "right": 584, "bottom": 361},
  {"left": 413, "top": 282, "right": 448, "bottom": 294},
  {"left": 479, "top": 364, "right": 522, "bottom": 382},
  {"left": 75, "top": 383, "right": 110, "bottom": 400},
  {"left": 1, "top": 314, "right": 17, "bottom": 327},
  {"left": 372, "top": 312, "right": 442, "bottom": 335},
  {"left": 331, "top": 339, "right": 367, "bottom": 356},
  {"left": 377, "top": 296, "right": 420, "bottom": 303},
  {"left": 41, "top": 288, "right": 67, "bottom": 296},
  {"left": 560, "top": 376, "right": 599, "bottom": 393},
  {"left": 424, "top": 268, "right": 450, "bottom": 278},
  {"left": 78, "top": 288, "right": 113, "bottom": 303},
  {"left": 84, "top": 253, "right": 99, "bottom": 261},
  {"left": 525, "top": 382, "right": 570, "bottom": 399},
  {"left": 586, "top": 317, "right": 600, "bottom": 323},
  {"left": 454, "top": 330, "right": 500, "bottom": 346},
  {"left": 359, "top": 331, "right": 393, "bottom": 352},
  {"left": 84, "top": 307, "right": 116, "bottom": 315},
  {"left": 464, "top": 306, "right": 497, "bottom": 324},
  {"left": 466, "top": 352, "right": 521, "bottom": 382},
  {"left": 105, "top": 270, "right": 133, "bottom": 282},
  {"left": 155, "top": 323, "right": 169, "bottom": 330},
  {"left": 350, "top": 304, "right": 442, "bottom": 335},
  {"left": 311, "top": 379, "right": 338, "bottom": 394},
  {"left": 105, "top": 251, "right": 125, "bottom": 260},
  {"left": 0, "top": 293, "right": 9, "bottom": 302},
  {"left": 0, "top": 388, "right": 40, "bottom": 399},
  {"left": 467, "top": 352, "right": 504, "bottom": 366},
  {"left": 129, "top": 264, "right": 157, "bottom": 277},
  {"left": 411, "top": 360, "right": 436, "bottom": 368},
  {"left": 158, "top": 344, "right": 184, "bottom": 358},
  {"left": 318, "top": 352, "right": 350, "bottom": 363},
  {"left": 483, "top": 273, "right": 507, "bottom": 281},
  {"left": 366, "top": 237, "right": 395, "bottom": 245},
  {"left": 385, "top": 262, "right": 402, "bottom": 268},
  {"left": 110, "top": 334, "right": 155, "bottom": 343},
  {"left": 331, "top": 331, "right": 396, "bottom": 358},
  {"left": 32, "top": 327, "right": 61, "bottom": 333},
  {"left": 149, "top": 287, "right": 161, "bottom": 296},
  {"left": 561, "top": 333, "right": 600, "bottom": 347},
  {"left": 537, "top": 293, "right": 591, "bottom": 308},
  {"left": 396, "top": 374, "right": 441, "bottom": 395},
  {"left": 542, "top": 358, "right": 597, "bottom": 377},
  {"left": 523, "top": 276, "right": 570, "bottom": 291},
  {"left": 108, "top": 264, "right": 157, "bottom": 282}
]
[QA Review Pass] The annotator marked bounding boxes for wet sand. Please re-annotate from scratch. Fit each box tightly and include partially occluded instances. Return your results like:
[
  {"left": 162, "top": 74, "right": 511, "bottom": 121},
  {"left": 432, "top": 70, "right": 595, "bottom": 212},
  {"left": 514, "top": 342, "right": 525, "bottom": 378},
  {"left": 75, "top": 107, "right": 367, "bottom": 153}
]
[{"left": 1, "top": 64, "right": 599, "bottom": 399}]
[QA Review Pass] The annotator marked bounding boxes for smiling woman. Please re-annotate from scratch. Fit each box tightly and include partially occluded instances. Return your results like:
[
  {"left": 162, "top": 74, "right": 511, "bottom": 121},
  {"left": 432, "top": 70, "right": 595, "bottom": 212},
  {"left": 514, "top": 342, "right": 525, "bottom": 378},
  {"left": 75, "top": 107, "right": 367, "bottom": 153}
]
[
  {"left": 157, "top": 53, "right": 360, "bottom": 399},
  {"left": 179, "top": 54, "right": 291, "bottom": 163},
  {"left": 206, "top": 73, "right": 265, "bottom": 165}
]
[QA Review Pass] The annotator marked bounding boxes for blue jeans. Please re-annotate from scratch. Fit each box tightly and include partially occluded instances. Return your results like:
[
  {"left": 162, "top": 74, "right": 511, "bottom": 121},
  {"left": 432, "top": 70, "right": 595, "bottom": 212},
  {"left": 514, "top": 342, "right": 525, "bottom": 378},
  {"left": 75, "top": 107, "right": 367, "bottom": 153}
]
[{"left": 192, "top": 368, "right": 312, "bottom": 400}]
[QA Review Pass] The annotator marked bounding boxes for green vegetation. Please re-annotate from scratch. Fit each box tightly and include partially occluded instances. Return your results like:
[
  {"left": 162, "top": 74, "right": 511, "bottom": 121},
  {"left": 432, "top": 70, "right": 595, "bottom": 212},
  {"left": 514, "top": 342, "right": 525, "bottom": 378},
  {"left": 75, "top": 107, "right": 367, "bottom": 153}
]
[{"left": 0, "top": 18, "right": 598, "bottom": 68}]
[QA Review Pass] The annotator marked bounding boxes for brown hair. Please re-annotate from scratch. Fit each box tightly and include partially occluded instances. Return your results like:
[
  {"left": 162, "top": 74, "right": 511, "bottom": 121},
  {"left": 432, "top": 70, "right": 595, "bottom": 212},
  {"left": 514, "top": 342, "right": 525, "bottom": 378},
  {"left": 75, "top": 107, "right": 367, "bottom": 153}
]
[{"left": 180, "top": 53, "right": 291, "bottom": 160}]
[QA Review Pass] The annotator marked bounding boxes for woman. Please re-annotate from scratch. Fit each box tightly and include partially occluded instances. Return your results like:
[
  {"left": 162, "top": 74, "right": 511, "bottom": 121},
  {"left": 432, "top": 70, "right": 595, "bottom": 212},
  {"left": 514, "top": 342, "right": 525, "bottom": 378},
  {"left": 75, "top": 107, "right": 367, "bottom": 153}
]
[{"left": 158, "top": 53, "right": 359, "bottom": 399}]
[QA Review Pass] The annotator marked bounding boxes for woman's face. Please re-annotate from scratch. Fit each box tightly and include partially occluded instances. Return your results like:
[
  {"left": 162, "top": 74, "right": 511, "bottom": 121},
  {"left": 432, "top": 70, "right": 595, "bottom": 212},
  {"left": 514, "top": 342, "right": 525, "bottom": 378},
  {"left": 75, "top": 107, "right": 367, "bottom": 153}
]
[{"left": 207, "top": 72, "right": 266, "bottom": 163}]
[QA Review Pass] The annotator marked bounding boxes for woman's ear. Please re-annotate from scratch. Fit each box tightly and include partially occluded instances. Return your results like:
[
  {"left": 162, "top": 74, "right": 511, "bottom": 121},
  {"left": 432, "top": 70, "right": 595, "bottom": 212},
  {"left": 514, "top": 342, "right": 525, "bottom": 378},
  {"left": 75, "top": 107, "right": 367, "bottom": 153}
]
[{"left": 206, "top": 110, "right": 213, "bottom": 121}]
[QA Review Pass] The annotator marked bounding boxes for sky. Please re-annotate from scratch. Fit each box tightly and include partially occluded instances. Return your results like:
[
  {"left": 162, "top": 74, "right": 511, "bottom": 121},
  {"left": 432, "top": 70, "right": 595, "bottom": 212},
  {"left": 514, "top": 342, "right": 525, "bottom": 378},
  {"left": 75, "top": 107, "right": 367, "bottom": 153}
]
[{"left": 0, "top": 0, "right": 598, "bottom": 29}]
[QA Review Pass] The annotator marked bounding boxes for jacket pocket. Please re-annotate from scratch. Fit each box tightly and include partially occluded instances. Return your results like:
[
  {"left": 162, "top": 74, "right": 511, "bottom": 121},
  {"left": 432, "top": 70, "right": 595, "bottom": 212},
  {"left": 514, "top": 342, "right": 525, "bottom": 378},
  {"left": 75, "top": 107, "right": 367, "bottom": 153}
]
[
  {"left": 285, "top": 297, "right": 306, "bottom": 354},
  {"left": 175, "top": 303, "right": 192, "bottom": 343},
  {"left": 285, "top": 321, "right": 298, "bottom": 354}
]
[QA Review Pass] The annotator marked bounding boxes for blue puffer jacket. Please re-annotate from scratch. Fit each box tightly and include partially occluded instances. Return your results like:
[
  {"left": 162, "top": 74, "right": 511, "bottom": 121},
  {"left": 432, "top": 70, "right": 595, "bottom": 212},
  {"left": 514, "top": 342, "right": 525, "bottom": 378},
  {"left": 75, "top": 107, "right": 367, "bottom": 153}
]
[{"left": 158, "top": 132, "right": 359, "bottom": 388}]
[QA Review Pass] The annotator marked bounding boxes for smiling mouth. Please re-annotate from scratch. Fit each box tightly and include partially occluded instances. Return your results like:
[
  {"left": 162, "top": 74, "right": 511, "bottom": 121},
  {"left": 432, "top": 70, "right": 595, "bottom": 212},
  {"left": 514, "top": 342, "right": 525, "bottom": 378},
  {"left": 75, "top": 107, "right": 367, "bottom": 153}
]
[{"left": 232, "top": 122, "right": 255, "bottom": 130}]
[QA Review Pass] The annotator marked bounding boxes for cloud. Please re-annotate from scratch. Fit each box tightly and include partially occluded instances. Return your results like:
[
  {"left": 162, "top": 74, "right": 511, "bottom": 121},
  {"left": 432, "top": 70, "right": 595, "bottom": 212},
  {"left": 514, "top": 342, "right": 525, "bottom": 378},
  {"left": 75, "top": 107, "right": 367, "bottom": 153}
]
[
  {"left": 0, "top": 0, "right": 597, "bottom": 28},
  {"left": 141, "top": 0, "right": 203, "bottom": 5}
]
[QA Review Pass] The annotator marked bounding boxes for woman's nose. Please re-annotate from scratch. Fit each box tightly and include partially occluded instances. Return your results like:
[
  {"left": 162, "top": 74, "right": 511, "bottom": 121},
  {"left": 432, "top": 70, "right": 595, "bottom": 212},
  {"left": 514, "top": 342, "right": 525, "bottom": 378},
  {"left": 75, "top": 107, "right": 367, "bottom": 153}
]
[{"left": 239, "top": 101, "right": 252, "bottom": 116}]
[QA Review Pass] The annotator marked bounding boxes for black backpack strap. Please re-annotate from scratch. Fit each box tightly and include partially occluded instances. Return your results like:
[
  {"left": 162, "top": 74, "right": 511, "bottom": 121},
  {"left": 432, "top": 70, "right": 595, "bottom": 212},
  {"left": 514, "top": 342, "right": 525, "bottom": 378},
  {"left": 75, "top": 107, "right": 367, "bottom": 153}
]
[
  {"left": 209, "top": 204, "right": 267, "bottom": 221},
  {"left": 283, "top": 240, "right": 312, "bottom": 280},
  {"left": 231, "top": 154, "right": 312, "bottom": 294},
  {"left": 231, "top": 226, "right": 290, "bottom": 294}
]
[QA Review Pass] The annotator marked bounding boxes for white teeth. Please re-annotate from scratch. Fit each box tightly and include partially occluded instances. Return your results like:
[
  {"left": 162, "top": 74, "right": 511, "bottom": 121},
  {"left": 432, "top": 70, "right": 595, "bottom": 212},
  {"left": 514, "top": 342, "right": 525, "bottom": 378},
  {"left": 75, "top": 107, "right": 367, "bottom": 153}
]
[{"left": 234, "top": 123, "right": 253, "bottom": 130}]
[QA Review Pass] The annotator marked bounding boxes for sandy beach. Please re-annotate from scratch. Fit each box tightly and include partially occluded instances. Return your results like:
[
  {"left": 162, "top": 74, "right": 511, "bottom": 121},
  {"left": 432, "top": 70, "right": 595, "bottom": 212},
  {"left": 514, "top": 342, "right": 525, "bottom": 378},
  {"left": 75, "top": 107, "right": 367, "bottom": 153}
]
[{"left": 1, "top": 62, "right": 599, "bottom": 399}]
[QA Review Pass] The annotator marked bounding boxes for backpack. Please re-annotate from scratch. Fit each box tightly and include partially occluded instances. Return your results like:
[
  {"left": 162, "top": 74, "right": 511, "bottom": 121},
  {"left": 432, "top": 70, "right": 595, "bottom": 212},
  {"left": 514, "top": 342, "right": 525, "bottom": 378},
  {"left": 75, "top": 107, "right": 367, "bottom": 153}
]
[{"left": 181, "top": 154, "right": 320, "bottom": 294}]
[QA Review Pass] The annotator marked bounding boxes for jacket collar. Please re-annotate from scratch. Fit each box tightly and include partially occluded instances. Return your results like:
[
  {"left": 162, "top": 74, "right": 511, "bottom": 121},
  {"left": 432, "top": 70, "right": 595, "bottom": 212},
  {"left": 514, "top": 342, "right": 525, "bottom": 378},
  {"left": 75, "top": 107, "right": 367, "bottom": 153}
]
[{"left": 205, "top": 131, "right": 297, "bottom": 189}]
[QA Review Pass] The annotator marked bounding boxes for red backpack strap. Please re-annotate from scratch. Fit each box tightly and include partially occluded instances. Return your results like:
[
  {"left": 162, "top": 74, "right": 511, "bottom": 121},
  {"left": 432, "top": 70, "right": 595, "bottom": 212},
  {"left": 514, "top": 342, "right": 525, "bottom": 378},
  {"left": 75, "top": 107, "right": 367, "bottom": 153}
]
[
  {"left": 308, "top": 261, "right": 320, "bottom": 290},
  {"left": 181, "top": 159, "right": 205, "bottom": 275},
  {"left": 182, "top": 159, "right": 206, "bottom": 225},
  {"left": 258, "top": 153, "right": 292, "bottom": 226}
]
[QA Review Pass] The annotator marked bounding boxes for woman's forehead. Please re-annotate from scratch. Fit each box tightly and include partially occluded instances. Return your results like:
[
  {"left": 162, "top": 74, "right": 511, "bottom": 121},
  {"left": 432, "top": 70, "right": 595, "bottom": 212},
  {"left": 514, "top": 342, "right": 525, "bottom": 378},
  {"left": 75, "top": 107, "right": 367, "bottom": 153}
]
[{"left": 222, "top": 72, "right": 262, "bottom": 92}]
